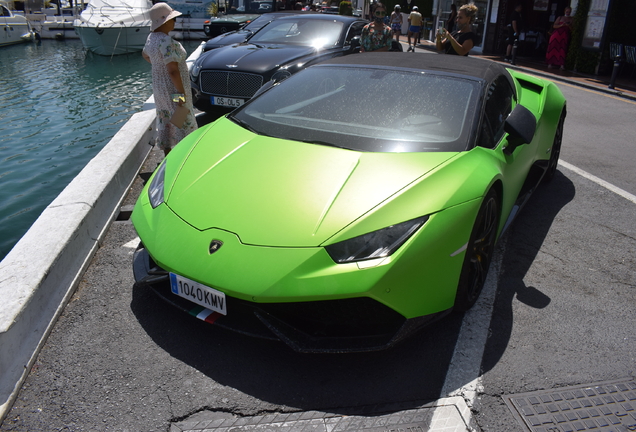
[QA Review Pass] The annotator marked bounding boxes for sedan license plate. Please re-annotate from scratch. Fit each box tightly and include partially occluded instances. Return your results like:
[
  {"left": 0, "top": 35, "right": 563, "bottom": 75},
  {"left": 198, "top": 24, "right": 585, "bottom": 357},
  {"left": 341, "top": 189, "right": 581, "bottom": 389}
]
[
  {"left": 211, "top": 96, "right": 244, "bottom": 108},
  {"left": 169, "top": 273, "right": 227, "bottom": 315}
]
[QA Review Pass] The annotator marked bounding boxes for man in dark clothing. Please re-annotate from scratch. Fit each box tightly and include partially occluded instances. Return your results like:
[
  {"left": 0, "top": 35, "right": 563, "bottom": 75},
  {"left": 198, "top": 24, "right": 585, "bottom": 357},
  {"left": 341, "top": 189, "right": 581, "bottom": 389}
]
[{"left": 505, "top": 3, "right": 524, "bottom": 61}]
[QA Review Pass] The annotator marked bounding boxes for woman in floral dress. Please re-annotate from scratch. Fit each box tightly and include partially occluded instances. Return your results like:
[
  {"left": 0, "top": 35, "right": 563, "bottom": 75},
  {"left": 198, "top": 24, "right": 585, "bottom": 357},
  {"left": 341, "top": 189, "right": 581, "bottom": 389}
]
[
  {"left": 143, "top": 3, "right": 197, "bottom": 156},
  {"left": 361, "top": 2, "right": 392, "bottom": 52}
]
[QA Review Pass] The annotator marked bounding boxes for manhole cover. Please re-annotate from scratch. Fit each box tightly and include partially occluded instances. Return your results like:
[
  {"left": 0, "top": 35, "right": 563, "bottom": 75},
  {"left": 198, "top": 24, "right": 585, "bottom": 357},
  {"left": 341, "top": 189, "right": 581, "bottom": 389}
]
[{"left": 504, "top": 378, "right": 636, "bottom": 432}]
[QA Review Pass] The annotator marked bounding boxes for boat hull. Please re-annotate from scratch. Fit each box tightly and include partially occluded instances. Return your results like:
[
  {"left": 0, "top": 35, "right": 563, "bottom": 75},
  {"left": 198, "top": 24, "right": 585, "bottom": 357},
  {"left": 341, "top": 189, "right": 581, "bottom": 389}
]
[
  {"left": 74, "top": 24, "right": 150, "bottom": 55},
  {"left": 29, "top": 17, "right": 79, "bottom": 39},
  {"left": 1, "top": 8, "right": 35, "bottom": 46},
  {"left": 26, "top": 10, "right": 81, "bottom": 39}
]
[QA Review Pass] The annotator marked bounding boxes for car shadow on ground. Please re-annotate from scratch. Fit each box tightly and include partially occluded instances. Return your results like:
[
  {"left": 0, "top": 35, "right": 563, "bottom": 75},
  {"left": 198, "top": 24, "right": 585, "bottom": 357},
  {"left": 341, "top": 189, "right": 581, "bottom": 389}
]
[
  {"left": 481, "top": 169, "right": 576, "bottom": 373},
  {"left": 130, "top": 279, "right": 465, "bottom": 413}
]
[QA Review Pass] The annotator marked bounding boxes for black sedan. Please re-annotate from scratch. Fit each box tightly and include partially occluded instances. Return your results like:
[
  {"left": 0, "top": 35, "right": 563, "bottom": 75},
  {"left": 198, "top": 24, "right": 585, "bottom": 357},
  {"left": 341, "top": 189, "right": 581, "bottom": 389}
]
[
  {"left": 190, "top": 14, "right": 367, "bottom": 112},
  {"left": 202, "top": 12, "right": 297, "bottom": 52},
  {"left": 321, "top": 6, "right": 340, "bottom": 14},
  {"left": 203, "top": 14, "right": 260, "bottom": 38}
]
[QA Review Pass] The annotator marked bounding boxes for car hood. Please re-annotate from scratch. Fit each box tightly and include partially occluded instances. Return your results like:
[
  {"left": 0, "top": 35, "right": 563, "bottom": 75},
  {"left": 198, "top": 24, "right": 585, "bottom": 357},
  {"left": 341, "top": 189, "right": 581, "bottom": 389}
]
[
  {"left": 199, "top": 42, "right": 330, "bottom": 74},
  {"left": 165, "top": 121, "right": 458, "bottom": 247}
]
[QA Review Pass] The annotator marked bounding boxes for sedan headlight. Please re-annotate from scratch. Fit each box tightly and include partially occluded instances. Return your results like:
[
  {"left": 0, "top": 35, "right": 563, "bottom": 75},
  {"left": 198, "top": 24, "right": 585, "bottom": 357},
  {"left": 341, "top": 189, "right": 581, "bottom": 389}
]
[
  {"left": 148, "top": 159, "right": 167, "bottom": 209},
  {"left": 190, "top": 59, "right": 204, "bottom": 81},
  {"left": 325, "top": 216, "right": 429, "bottom": 264}
]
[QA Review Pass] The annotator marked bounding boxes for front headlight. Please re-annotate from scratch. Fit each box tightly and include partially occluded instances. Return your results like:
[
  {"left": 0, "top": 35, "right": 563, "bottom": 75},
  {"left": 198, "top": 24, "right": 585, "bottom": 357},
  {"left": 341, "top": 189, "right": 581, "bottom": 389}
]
[
  {"left": 148, "top": 159, "right": 167, "bottom": 209},
  {"left": 190, "top": 59, "right": 204, "bottom": 81},
  {"left": 325, "top": 216, "right": 429, "bottom": 264}
]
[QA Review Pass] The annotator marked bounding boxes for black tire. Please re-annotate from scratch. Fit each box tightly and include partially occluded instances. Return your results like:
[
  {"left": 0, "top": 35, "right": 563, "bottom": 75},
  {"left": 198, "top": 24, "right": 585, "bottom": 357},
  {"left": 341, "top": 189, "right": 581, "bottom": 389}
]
[
  {"left": 454, "top": 188, "right": 500, "bottom": 312},
  {"left": 544, "top": 111, "right": 565, "bottom": 183}
]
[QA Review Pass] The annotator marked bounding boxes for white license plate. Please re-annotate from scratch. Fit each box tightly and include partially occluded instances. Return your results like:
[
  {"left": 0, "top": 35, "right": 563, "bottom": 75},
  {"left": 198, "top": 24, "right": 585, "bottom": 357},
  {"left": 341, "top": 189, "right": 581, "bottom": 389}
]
[
  {"left": 211, "top": 96, "right": 244, "bottom": 108},
  {"left": 169, "top": 273, "right": 227, "bottom": 315}
]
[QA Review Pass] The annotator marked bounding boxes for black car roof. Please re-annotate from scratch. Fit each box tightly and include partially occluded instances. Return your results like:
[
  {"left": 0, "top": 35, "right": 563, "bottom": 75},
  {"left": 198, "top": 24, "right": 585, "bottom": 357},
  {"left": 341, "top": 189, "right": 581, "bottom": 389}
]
[
  {"left": 318, "top": 52, "right": 513, "bottom": 87},
  {"left": 273, "top": 13, "right": 366, "bottom": 23},
  {"left": 253, "top": 11, "right": 300, "bottom": 18}
]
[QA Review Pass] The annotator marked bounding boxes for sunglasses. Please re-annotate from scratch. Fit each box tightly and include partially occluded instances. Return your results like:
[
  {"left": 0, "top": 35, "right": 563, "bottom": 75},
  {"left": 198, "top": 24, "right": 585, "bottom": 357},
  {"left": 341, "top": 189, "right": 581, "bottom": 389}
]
[{"left": 374, "top": 10, "right": 386, "bottom": 16}]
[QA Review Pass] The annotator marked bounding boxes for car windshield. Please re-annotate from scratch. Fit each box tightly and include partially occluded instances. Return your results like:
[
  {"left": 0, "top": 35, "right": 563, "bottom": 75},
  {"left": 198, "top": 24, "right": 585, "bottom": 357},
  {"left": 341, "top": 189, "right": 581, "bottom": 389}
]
[
  {"left": 243, "top": 13, "right": 274, "bottom": 31},
  {"left": 226, "top": 0, "right": 275, "bottom": 14},
  {"left": 248, "top": 18, "right": 344, "bottom": 47},
  {"left": 229, "top": 66, "right": 480, "bottom": 152}
]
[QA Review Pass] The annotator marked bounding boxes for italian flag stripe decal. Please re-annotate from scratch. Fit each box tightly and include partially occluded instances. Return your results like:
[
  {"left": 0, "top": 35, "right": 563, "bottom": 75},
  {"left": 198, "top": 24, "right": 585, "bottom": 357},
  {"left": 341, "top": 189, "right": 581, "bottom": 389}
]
[{"left": 189, "top": 306, "right": 221, "bottom": 324}]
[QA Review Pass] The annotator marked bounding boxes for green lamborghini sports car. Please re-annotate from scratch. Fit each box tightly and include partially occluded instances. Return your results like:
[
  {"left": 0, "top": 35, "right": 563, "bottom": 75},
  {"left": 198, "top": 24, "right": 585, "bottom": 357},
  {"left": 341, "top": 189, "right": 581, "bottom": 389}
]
[{"left": 132, "top": 53, "right": 566, "bottom": 353}]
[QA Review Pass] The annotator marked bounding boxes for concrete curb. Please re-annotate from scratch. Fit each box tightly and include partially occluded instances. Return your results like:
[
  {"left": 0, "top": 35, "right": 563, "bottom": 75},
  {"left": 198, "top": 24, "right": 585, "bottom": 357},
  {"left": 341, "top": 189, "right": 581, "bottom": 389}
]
[
  {"left": 434, "top": 396, "right": 481, "bottom": 431},
  {"left": 0, "top": 109, "right": 156, "bottom": 422}
]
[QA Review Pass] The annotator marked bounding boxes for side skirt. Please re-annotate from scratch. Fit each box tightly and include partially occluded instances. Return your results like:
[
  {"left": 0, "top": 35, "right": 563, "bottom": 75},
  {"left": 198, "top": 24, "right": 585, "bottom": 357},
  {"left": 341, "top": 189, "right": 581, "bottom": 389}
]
[{"left": 500, "top": 160, "right": 548, "bottom": 236}]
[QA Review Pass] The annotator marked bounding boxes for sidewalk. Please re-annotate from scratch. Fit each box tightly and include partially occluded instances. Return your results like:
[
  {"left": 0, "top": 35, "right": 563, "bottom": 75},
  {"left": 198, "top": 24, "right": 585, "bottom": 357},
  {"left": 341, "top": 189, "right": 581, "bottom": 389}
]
[
  {"left": 480, "top": 53, "right": 636, "bottom": 100},
  {"left": 414, "top": 41, "right": 636, "bottom": 101}
]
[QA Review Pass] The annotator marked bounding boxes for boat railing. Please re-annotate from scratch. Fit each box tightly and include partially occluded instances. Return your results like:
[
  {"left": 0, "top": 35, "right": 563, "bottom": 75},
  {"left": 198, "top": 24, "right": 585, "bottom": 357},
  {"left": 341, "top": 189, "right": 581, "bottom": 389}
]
[{"left": 77, "top": 3, "right": 150, "bottom": 27}]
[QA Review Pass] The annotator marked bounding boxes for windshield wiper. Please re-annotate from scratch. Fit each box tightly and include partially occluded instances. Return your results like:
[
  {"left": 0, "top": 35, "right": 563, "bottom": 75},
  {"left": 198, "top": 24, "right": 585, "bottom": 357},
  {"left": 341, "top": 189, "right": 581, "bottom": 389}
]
[{"left": 229, "top": 116, "right": 259, "bottom": 134}]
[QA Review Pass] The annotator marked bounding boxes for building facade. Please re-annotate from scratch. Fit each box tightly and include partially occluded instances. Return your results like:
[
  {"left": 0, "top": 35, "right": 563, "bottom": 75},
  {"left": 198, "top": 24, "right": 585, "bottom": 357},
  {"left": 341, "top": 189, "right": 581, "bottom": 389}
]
[{"left": 429, "top": 0, "right": 635, "bottom": 78}]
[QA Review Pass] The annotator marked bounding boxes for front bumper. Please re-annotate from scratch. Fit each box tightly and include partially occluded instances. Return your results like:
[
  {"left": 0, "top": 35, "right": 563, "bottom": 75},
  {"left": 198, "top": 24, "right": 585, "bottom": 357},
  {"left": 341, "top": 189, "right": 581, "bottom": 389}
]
[
  {"left": 133, "top": 245, "right": 449, "bottom": 353},
  {"left": 191, "top": 84, "right": 245, "bottom": 113}
]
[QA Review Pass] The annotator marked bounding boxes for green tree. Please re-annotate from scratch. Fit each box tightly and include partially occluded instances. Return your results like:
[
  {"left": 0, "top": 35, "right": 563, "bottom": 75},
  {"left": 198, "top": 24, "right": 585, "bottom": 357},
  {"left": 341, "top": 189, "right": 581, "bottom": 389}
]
[{"left": 339, "top": 0, "right": 353, "bottom": 15}]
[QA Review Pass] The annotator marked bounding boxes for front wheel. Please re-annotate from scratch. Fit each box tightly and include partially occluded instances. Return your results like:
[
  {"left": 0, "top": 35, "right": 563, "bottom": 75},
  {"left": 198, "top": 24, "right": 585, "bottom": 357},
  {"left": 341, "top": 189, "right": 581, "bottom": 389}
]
[{"left": 454, "top": 189, "right": 500, "bottom": 312}]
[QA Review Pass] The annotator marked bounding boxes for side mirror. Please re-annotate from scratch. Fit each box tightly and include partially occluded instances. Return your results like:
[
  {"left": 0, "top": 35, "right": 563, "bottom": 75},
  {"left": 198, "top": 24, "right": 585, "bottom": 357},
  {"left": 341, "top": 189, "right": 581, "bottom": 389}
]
[{"left": 503, "top": 104, "right": 536, "bottom": 153}]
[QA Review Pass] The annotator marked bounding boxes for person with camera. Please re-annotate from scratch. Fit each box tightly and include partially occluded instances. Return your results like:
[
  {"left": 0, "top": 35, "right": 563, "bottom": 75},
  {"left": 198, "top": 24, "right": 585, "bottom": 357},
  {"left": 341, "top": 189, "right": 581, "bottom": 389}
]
[{"left": 435, "top": 3, "right": 479, "bottom": 56}]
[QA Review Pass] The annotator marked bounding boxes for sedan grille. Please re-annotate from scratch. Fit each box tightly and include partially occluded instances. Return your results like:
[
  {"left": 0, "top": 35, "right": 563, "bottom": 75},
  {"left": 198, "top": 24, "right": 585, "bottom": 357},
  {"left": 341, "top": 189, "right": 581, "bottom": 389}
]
[{"left": 200, "top": 71, "right": 264, "bottom": 98}]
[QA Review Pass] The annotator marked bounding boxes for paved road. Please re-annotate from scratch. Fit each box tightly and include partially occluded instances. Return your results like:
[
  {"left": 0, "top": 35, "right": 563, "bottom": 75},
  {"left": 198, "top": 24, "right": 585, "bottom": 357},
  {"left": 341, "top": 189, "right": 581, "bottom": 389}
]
[
  {"left": 1, "top": 61, "right": 634, "bottom": 432},
  {"left": 473, "top": 83, "right": 636, "bottom": 430}
]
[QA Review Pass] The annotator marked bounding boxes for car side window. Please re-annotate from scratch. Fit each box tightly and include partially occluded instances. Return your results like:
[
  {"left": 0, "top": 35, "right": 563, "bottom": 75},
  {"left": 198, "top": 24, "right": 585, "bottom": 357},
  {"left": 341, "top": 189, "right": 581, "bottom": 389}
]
[
  {"left": 478, "top": 75, "right": 514, "bottom": 149},
  {"left": 345, "top": 21, "right": 366, "bottom": 44}
]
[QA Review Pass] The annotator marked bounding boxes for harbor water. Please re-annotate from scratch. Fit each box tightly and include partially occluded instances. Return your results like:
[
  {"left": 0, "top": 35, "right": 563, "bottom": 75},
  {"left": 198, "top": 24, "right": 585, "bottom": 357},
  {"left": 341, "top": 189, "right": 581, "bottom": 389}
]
[{"left": 0, "top": 38, "right": 202, "bottom": 261}]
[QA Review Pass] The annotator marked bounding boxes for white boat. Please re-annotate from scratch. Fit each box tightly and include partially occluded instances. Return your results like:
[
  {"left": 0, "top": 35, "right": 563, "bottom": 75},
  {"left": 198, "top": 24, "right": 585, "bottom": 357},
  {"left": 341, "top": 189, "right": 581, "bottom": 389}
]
[
  {"left": 170, "top": 13, "right": 207, "bottom": 40},
  {"left": 73, "top": 0, "right": 152, "bottom": 55},
  {"left": 165, "top": 0, "right": 213, "bottom": 40},
  {"left": 1, "top": 2, "right": 36, "bottom": 46},
  {"left": 27, "top": 7, "right": 81, "bottom": 40}
]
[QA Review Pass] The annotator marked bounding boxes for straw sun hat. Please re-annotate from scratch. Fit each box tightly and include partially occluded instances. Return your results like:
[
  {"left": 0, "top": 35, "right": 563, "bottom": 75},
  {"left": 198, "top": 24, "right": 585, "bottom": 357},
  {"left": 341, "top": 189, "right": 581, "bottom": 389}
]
[{"left": 149, "top": 3, "right": 182, "bottom": 31}]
